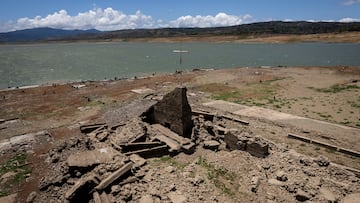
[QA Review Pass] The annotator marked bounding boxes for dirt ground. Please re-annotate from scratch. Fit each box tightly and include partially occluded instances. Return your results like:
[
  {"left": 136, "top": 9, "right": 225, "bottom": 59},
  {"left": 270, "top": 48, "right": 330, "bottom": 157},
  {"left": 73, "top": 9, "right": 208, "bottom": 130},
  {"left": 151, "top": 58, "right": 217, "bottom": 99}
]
[
  {"left": 0, "top": 66, "right": 360, "bottom": 202},
  {"left": 120, "top": 32, "right": 360, "bottom": 44}
]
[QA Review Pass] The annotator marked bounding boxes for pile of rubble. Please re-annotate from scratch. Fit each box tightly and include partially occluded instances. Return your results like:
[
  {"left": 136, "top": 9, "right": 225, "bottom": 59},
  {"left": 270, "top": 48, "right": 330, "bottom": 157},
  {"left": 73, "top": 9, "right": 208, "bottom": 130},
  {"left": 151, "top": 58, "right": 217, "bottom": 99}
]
[{"left": 28, "top": 87, "right": 360, "bottom": 203}]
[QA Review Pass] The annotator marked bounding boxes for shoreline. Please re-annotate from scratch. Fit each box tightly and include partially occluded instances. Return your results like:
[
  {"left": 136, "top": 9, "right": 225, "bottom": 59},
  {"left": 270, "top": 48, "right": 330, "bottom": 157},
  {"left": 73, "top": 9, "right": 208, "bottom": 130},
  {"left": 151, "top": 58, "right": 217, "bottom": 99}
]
[
  {"left": 1, "top": 32, "right": 360, "bottom": 45},
  {"left": 1, "top": 65, "right": 358, "bottom": 92}
]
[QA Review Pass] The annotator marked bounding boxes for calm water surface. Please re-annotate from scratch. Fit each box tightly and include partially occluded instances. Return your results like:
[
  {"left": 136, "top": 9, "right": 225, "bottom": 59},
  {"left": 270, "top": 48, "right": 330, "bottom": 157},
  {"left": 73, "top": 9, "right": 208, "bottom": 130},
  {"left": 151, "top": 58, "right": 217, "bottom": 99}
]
[{"left": 0, "top": 42, "right": 359, "bottom": 88}]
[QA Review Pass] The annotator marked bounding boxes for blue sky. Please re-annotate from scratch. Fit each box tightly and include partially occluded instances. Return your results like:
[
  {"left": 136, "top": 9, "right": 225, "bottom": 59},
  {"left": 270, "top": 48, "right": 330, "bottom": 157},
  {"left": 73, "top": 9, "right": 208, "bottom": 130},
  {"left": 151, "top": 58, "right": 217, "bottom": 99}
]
[{"left": 0, "top": 0, "right": 359, "bottom": 32}]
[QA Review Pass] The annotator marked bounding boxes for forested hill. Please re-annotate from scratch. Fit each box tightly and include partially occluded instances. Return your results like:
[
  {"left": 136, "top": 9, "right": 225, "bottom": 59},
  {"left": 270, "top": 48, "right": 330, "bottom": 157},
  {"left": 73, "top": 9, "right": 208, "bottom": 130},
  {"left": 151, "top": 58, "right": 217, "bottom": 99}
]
[
  {"left": 60, "top": 21, "right": 360, "bottom": 41},
  {"left": 1, "top": 21, "right": 360, "bottom": 42}
]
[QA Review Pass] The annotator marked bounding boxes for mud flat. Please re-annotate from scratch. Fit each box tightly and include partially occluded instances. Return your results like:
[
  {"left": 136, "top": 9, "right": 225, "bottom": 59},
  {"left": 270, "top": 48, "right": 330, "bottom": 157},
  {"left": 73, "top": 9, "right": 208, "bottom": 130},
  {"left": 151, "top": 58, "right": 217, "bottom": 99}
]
[{"left": 0, "top": 66, "right": 359, "bottom": 202}]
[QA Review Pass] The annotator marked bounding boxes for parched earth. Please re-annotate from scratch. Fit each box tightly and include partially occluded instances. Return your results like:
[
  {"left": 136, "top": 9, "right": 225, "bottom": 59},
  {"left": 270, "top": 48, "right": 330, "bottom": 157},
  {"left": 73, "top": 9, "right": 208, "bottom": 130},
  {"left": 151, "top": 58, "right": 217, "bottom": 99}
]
[{"left": 0, "top": 66, "right": 360, "bottom": 202}]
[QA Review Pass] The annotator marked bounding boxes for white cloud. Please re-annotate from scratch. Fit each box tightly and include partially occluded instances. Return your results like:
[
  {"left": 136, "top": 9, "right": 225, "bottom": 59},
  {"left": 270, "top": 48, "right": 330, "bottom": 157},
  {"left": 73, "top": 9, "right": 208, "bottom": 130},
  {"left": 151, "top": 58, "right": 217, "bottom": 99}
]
[
  {"left": 4, "top": 7, "right": 358, "bottom": 33},
  {"left": 342, "top": 0, "right": 360, "bottom": 5},
  {"left": 169, "top": 13, "right": 253, "bottom": 28},
  {"left": 4, "top": 8, "right": 154, "bottom": 32},
  {"left": 1, "top": 10, "right": 254, "bottom": 32},
  {"left": 339, "top": 17, "right": 360, "bottom": 22}
]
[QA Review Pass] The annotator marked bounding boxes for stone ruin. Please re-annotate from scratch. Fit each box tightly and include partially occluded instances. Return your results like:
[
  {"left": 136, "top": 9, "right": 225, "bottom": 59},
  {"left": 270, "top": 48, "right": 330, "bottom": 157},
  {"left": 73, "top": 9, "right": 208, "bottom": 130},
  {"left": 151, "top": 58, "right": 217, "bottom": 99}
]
[
  {"left": 142, "top": 87, "right": 193, "bottom": 137},
  {"left": 1, "top": 86, "right": 358, "bottom": 202},
  {"left": 34, "top": 87, "right": 272, "bottom": 202}
]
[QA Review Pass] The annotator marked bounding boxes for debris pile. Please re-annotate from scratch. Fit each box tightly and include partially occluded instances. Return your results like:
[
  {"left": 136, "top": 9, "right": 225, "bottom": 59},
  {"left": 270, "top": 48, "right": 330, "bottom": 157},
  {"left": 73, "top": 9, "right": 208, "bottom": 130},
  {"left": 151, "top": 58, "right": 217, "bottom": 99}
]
[{"left": 26, "top": 87, "right": 360, "bottom": 202}]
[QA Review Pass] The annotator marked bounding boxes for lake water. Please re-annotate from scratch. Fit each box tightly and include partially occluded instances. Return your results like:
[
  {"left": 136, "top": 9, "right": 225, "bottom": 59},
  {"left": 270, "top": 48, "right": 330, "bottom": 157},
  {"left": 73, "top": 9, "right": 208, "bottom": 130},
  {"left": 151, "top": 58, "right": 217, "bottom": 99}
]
[{"left": 0, "top": 42, "right": 360, "bottom": 89}]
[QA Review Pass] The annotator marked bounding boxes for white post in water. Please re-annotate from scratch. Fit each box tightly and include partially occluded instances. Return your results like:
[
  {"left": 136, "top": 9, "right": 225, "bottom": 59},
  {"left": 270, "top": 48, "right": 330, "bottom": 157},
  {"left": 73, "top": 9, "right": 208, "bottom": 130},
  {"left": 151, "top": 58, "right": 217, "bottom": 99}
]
[{"left": 173, "top": 47, "right": 188, "bottom": 87}]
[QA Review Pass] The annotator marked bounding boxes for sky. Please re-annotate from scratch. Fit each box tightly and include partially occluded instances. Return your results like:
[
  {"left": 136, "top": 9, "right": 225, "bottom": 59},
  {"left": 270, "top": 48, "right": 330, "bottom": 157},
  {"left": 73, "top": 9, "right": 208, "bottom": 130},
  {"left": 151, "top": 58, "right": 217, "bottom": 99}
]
[{"left": 0, "top": 0, "right": 359, "bottom": 33}]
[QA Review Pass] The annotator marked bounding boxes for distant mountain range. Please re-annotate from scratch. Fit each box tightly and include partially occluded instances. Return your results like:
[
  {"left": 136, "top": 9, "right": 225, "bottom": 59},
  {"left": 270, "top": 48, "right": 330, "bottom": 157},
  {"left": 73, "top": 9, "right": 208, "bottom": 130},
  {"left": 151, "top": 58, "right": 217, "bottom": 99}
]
[
  {"left": 0, "top": 27, "right": 101, "bottom": 42},
  {"left": 1, "top": 21, "right": 360, "bottom": 43}
]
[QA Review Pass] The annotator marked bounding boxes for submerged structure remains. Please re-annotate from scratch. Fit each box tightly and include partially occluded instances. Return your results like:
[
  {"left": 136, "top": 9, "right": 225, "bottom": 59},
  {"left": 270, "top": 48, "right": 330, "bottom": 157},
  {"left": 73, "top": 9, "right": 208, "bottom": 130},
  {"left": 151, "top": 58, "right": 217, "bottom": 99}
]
[
  {"left": 142, "top": 87, "right": 193, "bottom": 137},
  {"left": 23, "top": 87, "right": 360, "bottom": 203}
]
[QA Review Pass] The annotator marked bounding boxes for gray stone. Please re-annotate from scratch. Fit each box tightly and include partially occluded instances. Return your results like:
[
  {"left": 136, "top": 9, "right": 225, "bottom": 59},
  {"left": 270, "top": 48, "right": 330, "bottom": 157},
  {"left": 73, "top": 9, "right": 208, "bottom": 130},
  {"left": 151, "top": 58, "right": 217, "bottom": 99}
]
[
  {"left": 268, "top": 178, "right": 285, "bottom": 186},
  {"left": 295, "top": 189, "right": 311, "bottom": 202},
  {"left": 276, "top": 171, "right": 288, "bottom": 182},
  {"left": 67, "top": 148, "right": 120, "bottom": 168},
  {"left": 246, "top": 139, "right": 269, "bottom": 158},
  {"left": 316, "top": 156, "right": 330, "bottom": 167},
  {"left": 224, "top": 132, "right": 245, "bottom": 151},
  {"left": 26, "top": 191, "right": 37, "bottom": 203},
  {"left": 165, "top": 166, "right": 176, "bottom": 173},
  {"left": 95, "top": 162, "right": 134, "bottom": 191},
  {"left": 65, "top": 175, "right": 99, "bottom": 201},
  {"left": 203, "top": 140, "right": 220, "bottom": 150},
  {"left": 129, "top": 154, "right": 146, "bottom": 168},
  {"left": 250, "top": 176, "right": 260, "bottom": 193},
  {"left": 224, "top": 132, "right": 269, "bottom": 157}
]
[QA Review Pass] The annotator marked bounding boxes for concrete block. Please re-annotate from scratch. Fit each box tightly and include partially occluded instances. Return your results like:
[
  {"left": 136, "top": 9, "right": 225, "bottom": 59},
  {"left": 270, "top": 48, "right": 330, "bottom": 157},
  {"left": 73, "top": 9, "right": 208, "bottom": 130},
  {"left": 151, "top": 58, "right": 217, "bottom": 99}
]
[
  {"left": 246, "top": 140, "right": 269, "bottom": 158},
  {"left": 65, "top": 175, "right": 98, "bottom": 201},
  {"left": 119, "top": 142, "right": 163, "bottom": 152},
  {"left": 153, "top": 134, "right": 181, "bottom": 152},
  {"left": 123, "top": 145, "right": 169, "bottom": 158},
  {"left": 67, "top": 148, "right": 120, "bottom": 168},
  {"left": 129, "top": 154, "right": 146, "bottom": 168},
  {"left": 95, "top": 162, "right": 133, "bottom": 191}
]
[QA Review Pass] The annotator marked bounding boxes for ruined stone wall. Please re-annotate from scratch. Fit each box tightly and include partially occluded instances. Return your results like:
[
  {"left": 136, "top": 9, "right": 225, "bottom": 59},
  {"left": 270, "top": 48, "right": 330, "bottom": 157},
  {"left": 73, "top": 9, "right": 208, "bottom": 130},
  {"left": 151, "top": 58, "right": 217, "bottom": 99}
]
[{"left": 149, "top": 87, "right": 193, "bottom": 137}]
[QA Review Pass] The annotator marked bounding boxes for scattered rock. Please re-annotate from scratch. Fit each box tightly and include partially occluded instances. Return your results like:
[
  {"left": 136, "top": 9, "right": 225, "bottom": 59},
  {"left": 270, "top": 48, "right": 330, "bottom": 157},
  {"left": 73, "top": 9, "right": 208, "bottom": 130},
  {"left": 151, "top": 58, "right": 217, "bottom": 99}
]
[
  {"left": 295, "top": 189, "right": 311, "bottom": 202},
  {"left": 165, "top": 166, "right": 176, "bottom": 173},
  {"left": 224, "top": 131, "right": 270, "bottom": 157},
  {"left": 250, "top": 176, "right": 261, "bottom": 192},
  {"left": 246, "top": 138, "right": 269, "bottom": 158},
  {"left": 21, "top": 87, "right": 360, "bottom": 203},
  {"left": 129, "top": 154, "right": 146, "bottom": 168},
  {"left": 316, "top": 156, "right": 330, "bottom": 167},
  {"left": 191, "top": 175, "right": 204, "bottom": 186},
  {"left": 203, "top": 140, "right": 220, "bottom": 150},
  {"left": 26, "top": 191, "right": 37, "bottom": 203},
  {"left": 65, "top": 175, "right": 99, "bottom": 201},
  {"left": 167, "top": 192, "right": 187, "bottom": 203},
  {"left": 139, "top": 194, "right": 154, "bottom": 203},
  {"left": 276, "top": 171, "right": 288, "bottom": 182},
  {"left": 168, "top": 183, "right": 176, "bottom": 191},
  {"left": 67, "top": 147, "right": 120, "bottom": 168},
  {"left": 0, "top": 171, "right": 16, "bottom": 184},
  {"left": 268, "top": 178, "right": 285, "bottom": 186}
]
